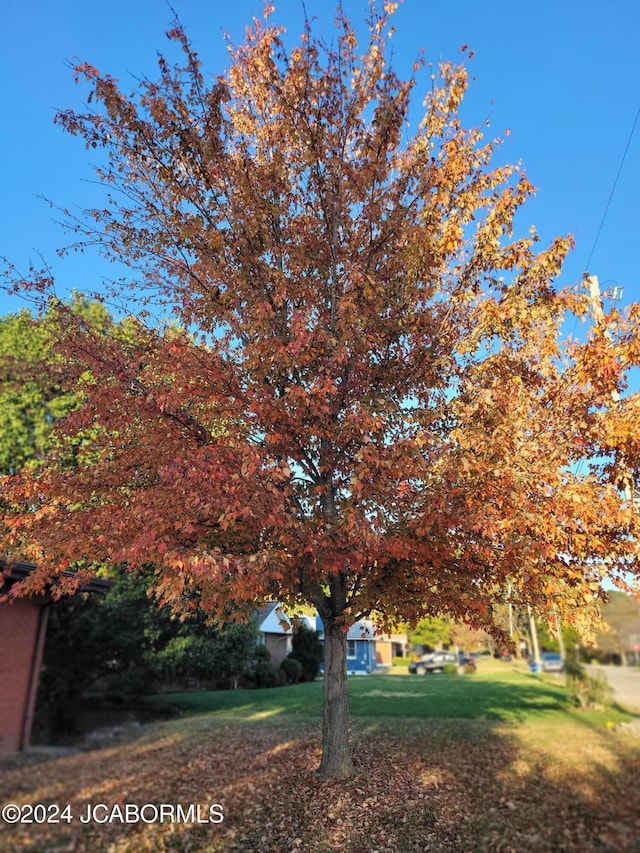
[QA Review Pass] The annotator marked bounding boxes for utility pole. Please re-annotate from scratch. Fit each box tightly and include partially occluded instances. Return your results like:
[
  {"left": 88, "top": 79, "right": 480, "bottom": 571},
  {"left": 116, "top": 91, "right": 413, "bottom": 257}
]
[
  {"left": 585, "top": 274, "right": 633, "bottom": 504},
  {"left": 528, "top": 605, "right": 541, "bottom": 668},
  {"left": 552, "top": 605, "right": 567, "bottom": 661},
  {"left": 585, "top": 274, "right": 633, "bottom": 667}
]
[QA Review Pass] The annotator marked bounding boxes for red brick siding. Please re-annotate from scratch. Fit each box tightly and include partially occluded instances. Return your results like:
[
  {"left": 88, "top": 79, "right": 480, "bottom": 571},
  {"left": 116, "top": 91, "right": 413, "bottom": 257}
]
[
  {"left": 0, "top": 599, "right": 47, "bottom": 755},
  {"left": 264, "top": 635, "right": 290, "bottom": 668}
]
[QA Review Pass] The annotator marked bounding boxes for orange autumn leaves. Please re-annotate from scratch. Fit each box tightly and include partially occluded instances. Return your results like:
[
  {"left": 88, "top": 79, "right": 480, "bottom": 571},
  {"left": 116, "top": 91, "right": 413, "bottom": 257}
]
[{"left": 2, "top": 3, "right": 638, "bottom": 642}]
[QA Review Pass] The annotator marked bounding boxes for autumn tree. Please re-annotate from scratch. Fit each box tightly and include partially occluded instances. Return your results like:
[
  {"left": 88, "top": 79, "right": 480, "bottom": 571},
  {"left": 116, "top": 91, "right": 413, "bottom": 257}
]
[
  {"left": 450, "top": 622, "right": 488, "bottom": 654},
  {"left": 2, "top": 4, "right": 640, "bottom": 777}
]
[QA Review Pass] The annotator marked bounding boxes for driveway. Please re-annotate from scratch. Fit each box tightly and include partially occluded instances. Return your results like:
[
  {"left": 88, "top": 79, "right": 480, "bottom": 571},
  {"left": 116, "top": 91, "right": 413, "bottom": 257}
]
[{"left": 585, "top": 664, "right": 640, "bottom": 712}]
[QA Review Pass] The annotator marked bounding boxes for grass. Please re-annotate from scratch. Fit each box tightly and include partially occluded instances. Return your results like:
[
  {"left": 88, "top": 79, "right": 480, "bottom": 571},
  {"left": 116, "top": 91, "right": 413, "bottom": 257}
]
[
  {"left": 2, "top": 659, "right": 639, "bottom": 852},
  {"left": 147, "top": 657, "right": 635, "bottom": 728}
]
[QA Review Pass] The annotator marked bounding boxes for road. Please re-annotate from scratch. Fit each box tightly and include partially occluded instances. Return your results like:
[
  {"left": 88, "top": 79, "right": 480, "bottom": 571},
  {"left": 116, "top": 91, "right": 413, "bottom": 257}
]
[{"left": 585, "top": 664, "right": 640, "bottom": 712}]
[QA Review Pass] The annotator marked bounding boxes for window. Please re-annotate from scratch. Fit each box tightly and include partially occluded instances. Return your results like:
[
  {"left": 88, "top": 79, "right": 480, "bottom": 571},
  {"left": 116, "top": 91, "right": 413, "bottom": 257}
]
[{"left": 347, "top": 640, "right": 356, "bottom": 658}]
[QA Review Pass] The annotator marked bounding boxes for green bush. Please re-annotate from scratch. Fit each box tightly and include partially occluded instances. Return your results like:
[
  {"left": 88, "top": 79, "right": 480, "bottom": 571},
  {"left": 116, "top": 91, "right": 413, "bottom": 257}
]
[
  {"left": 291, "top": 624, "right": 323, "bottom": 682},
  {"left": 254, "top": 644, "right": 272, "bottom": 662},
  {"left": 238, "top": 667, "right": 257, "bottom": 688},
  {"left": 443, "top": 663, "right": 458, "bottom": 676},
  {"left": 280, "top": 656, "right": 304, "bottom": 684},
  {"left": 34, "top": 565, "right": 258, "bottom": 741},
  {"left": 565, "top": 660, "right": 613, "bottom": 710},
  {"left": 392, "top": 657, "right": 411, "bottom": 668},
  {"left": 563, "top": 658, "right": 586, "bottom": 680},
  {"left": 155, "top": 635, "right": 217, "bottom": 688},
  {"left": 256, "top": 661, "right": 281, "bottom": 688}
]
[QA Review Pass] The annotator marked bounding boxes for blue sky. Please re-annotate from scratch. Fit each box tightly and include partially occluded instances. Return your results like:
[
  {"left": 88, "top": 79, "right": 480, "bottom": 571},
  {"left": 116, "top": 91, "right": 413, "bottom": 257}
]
[{"left": 1, "top": 0, "right": 639, "bottom": 322}]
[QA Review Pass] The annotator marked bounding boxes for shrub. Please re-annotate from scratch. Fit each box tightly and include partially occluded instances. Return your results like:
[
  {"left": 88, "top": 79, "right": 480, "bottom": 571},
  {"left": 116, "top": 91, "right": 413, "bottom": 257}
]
[
  {"left": 155, "top": 636, "right": 217, "bottom": 688},
  {"left": 565, "top": 660, "right": 613, "bottom": 710},
  {"left": 280, "top": 656, "right": 304, "bottom": 684},
  {"left": 564, "top": 658, "right": 585, "bottom": 679},
  {"left": 443, "top": 663, "right": 458, "bottom": 675},
  {"left": 393, "top": 657, "right": 411, "bottom": 668},
  {"left": 238, "top": 667, "right": 257, "bottom": 688},
  {"left": 204, "top": 623, "right": 259, "bottom": 689},
  {"left": 34, "top": 566, "right": 258, "bottom": 742},
  {"left": 291, "top": 624, "right": 323, "bottom": 682},
  {"left": 254, "top": 644, "right": 272, "bottom": 662},
  {"left": 256, "top": 661, "right": 280, "bottom": 688}
]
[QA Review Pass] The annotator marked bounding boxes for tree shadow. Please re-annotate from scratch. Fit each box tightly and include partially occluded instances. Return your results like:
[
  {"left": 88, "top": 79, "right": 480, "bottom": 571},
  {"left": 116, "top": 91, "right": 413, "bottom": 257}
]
[{"left": 2, "top": 709, "right": 640, "bottom": 852}]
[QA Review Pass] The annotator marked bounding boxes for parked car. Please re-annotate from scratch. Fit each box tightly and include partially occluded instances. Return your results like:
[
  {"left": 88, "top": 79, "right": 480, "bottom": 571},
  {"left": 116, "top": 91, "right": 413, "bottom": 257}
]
[
  {"left": 409, "top": 651, "right": 458, "bottom": 674},
  {"left": 540, "top": 652, "right": 564, "bottom": 673}
]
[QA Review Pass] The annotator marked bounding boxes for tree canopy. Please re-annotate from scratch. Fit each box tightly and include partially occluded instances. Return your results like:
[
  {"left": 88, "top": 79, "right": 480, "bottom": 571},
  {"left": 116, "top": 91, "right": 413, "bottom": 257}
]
[
  {"left": 0, "top": 309, "right": 75, "bottom": 475},
  {"left": 2, "top": 3, "right": 639, "bottom": 776}
]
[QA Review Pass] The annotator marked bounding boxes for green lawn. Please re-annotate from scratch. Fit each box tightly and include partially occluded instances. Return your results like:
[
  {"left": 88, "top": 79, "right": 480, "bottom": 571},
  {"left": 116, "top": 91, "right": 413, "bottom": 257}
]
[
  {"left": 3, "top": 658, "right": 640, "bottom": 852},
  {"left": 147, "top": 657, "right": 635, "bottom": 728}
]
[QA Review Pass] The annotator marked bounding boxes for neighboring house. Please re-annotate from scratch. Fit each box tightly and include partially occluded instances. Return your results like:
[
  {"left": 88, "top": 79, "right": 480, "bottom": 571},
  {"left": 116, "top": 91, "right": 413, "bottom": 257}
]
[
  {"left": 255, "top": 603, "right": 315, "bottom": 668},
  {"left": 375, "top": 631, "right": 409, "bottom": 666},
  {"left": 255, "top": 602, "right": 292, "bottom": 668},
  {"left": 0, "top": 558, "right": 109, "bottom": 756},
  {"left": 316, "top": 615, "right": 378, "bottom": 675},
  {"left": 256, "top": 603, "right": 379, "bottom": 674}
]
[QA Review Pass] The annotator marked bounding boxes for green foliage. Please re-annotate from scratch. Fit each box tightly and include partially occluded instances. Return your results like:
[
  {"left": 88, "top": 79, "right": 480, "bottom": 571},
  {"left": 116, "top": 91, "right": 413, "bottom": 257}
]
[
  {"left": 35, "top": 566, "right": 173, "bottom": 735},
  {"left": 290, "top": 624, "right": 323, "bottom": 682},
  {"left": 245, "top": 644, "right": 288, "bottom": 688},
  {"left": 204, "top": 623, "right": 259, "bottom": 689},
  {"left": 0, "top": 297, "right": 117, "bottom": 477},
  {"left": 536, "top": 620, "right": 581, "bottom": 655},
  {"left": 141, "top": 606, "right": 257, "bottom": 691},
  {"left": 256, "top": 661, "right": 281, "bottom": 688},
  {"left": 254, "top": 644, "right": 272, "bottom": 662},
  {"left": 0, "top": 310, "right": 75, "bottom": 474},
  {"left": 392, "top": 657, "right": 411, "bottom": 668},
  {"left": 563, "top": 658, "right": 585, "bottom": 680},
  {"left": 443, "top": 663, "right": 458, "bottom": 675},
  {"left": 155, "top": 636, "right": 216, "bottom": 687},
  {"left": 34, "top": 566, "right": 257, "bottom": 738},
  {"left": 409, "top": 616, "right": 454, "bottom": 652},
  {"left": 280, "top": 656, "right": 304, "bottom": 684},
  {"left": 564, "top": 659, "right": 613, "bottom": 710}
]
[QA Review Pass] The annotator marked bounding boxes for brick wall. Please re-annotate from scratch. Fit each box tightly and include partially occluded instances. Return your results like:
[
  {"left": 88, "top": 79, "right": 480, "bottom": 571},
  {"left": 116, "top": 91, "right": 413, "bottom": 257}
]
[
  {"left": 0, "top": 599, "right": 48, "bottom": 755},
  {"left": 264, "top": 634, "right": 290, "bottom": 668}
]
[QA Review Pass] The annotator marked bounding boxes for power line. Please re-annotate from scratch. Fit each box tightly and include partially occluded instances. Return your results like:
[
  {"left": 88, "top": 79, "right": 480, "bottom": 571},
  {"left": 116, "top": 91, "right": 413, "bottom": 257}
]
[
  {"left": 572, "top": 110, "right": 639, "bottom": 481},
  {"left": 584, "top": 106, "right": 640, "bottom": 273},
  {"left": 570, "top": 107, "right": 639, "bottom": 346}
]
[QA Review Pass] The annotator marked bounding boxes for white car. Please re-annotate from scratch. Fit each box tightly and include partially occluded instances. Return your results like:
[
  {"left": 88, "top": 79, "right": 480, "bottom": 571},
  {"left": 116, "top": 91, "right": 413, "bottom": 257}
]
[
  {"left": 541, "top": 652, "right": 564, "bottom": 673},
  {"left": 409, "top": 651, "right": 458, "bottom": 674}
]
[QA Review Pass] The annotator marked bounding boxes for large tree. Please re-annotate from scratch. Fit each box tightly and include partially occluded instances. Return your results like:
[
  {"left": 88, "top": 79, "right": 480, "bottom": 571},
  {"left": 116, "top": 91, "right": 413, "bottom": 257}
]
[
  {"left": 0, "top": 297, "right": 114, "bottom": 476},
  {"left": 0, "top": 309, "right": 77, "bottom": 475},
  {"left": 2, "top": 4, "right": 639, "bottom": 776}
]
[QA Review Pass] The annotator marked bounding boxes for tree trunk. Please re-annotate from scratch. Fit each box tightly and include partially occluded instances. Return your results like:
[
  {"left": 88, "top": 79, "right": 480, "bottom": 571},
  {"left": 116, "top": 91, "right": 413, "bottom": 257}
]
[{"left": 317, "top": 612, "right": 354, "bottom": 778}]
